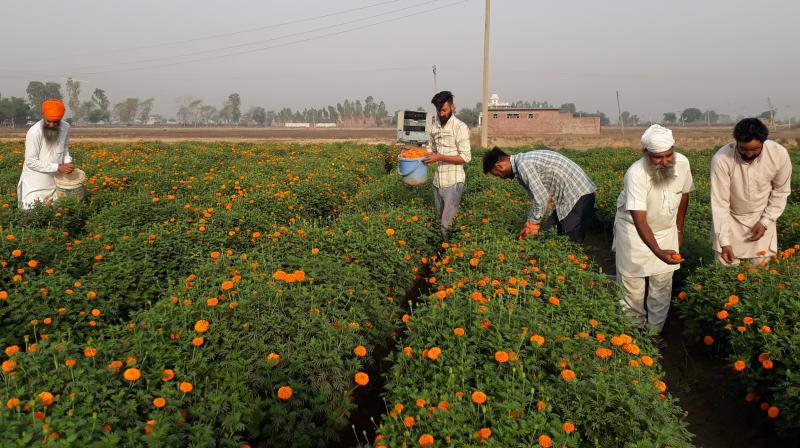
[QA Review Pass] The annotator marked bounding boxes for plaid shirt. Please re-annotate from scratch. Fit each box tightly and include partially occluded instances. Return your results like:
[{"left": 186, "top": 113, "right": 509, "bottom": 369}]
[
  {"left": 511, "top": 150, "right": 596, "bottom": 223},
  {"left": 428, "top": 115, "right": 471, "bottom": 188}
]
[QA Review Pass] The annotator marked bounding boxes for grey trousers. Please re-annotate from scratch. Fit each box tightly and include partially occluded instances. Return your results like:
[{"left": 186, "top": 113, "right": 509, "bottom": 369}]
[{"left": 433, "top": 183, "right": 464, "bottom": 239}]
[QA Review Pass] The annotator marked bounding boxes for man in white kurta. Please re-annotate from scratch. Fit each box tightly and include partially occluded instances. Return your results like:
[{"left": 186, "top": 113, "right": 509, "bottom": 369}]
[
  {"left": 710, "top": 118, "right": 792, "bottom": 265},
  {"left": 17, "top": 99, "right": 75, "bottom": 209},
  {"left": 613, "top": 125, "right": 693, "bottom": 341},
  {"left": 423, "top": 91, "right": 471, "bottom": 239}
]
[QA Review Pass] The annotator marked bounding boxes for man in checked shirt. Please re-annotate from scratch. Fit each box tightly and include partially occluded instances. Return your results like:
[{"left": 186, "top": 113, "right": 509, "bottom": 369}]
[
  {"left": 483, "top": 147, "right": 596, "bottom": 242},
  {"left": 421, "top": 91, "right": 472, "bottom": 239}
]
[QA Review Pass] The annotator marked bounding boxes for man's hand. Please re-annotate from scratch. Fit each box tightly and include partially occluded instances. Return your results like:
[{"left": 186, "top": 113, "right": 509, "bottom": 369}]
[
  {"left": 518, "top": 221, "right": 540, "bottom": 240},
  {"left": 720, "top": 245, "right": 736, "bottom": 264},
  {"left": 747, "top": 222, "right": 766, "bottom": 241},
  {"left": 57, "top": 163, "right": 75, "bottom": 174},
  {"left": 656, "top": 249, "right": 682, "bottom": 265},
  {"left": 423, "top": 153, "right": 442, "bottom": 165}
]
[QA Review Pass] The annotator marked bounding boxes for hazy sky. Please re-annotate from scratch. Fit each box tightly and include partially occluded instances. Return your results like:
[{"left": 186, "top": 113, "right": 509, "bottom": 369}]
[{"left": 2, "top": 0, "right": 798, "bottom": 121}]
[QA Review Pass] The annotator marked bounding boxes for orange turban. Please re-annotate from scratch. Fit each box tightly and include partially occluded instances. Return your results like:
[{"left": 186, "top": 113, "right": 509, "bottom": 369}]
[{"left": 42, "top": 99, "right": 65, "bottom": 121}]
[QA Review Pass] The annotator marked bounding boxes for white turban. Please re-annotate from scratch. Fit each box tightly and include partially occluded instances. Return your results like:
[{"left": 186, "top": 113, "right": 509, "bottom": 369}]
[{"left": 640, "top": 124, "right": 675, "bottom": 153}]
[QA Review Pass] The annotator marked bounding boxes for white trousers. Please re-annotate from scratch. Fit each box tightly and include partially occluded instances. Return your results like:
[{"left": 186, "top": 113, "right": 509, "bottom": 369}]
[
  {"left": 618, "top": 271, "right": 673, "bottom": 333},
  {"left": 714, "top": 251, "right": 773, "bottom": 266}
]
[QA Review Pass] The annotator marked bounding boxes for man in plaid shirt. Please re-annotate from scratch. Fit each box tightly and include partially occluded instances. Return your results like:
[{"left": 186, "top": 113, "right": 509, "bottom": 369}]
[
  {"left": 422, "top": 91, "right": 472, "bottom": 239},
  {"left": 483, "top": 147, "right": 596, "bottom": 243}
]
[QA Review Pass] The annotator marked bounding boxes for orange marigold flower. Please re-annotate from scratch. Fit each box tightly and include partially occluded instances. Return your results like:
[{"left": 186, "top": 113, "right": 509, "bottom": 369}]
[
  {"left": 453, "top": 327, "right": 465, "bottom": 336},
  {"left": 83, "top": 347, "right": 97, "bottom": 358},
  {"left": 277, "top": 386, "right": 293, "bottom": 401},
  {"left": 6, "top": 397, "right": 20, "bottom": 409},
  {"left": 495, "top": 351, "right": 510, "bottom": 363},
  {"left": 762, "top": 359, "right": 774, "bottom": 369},
  {"left": 426, "top": 347, "right": 441, "bottom": 361},
  {"left": 655, "top": 381, "right": 667, "bottom": 392},
  {"left": 737, "top": 273, "right": 746, "bottom": 282},
  {"left": 716, "top": 310, "right": 729, "bottom": 320},
  {"left": 471, "top": 391, "right": 487, "bottom": 405},
  {"left": 38, "top": 391, "right": 54, "bottom": 407},
  {"left": 385, "top": 228, "right": 395, "bottom": 236},
  {"left": 767, "top": 406, "right": 780, "bottom": 418},
  {"left": 560, "top": 369, "right": 576, "bottom": 381},
  {"left": 221, "top": 280, "right": 234, "bottom": 291},
  {"left": 179, "top": 382, "right": 193, "bottom": 393},
  {"left": 733, "top": 360, "right": 746, "bottom": 371},
  {"left": 123, "top": 368, "right": 141, "bottom": 381},
  {"left": 153, "top": 397, "right": 166, "bottom": 408},
  {"left": 2, "top": 360, "right": 16, "bottom": 373},
  {"left": 403, "top": 415, "right": 416, "bottom": 428},
  {"left": 192, "top": 337, "right": 204, "bottom": 347},
  {"left": 538, "top": 434, "right": 553, "bottom": 447},
  {"left": 595, "top": 348, "right": 612, "bottom": 359},
  {"left": 194, "top": 320, "right": 210, "bottom": 333},
  {"left": 476, "top": 427, "right": 492, "bottom": 441},
  {"left": 65, "top": 358, "right": 76, "bottom": 367},
  {"left": 640, "top": 355, "right": 654, "bottom": 367},
  {"left": 161, "top": 369, "right": 174, "bottom": 381},
  {"left": 354, "top": 372, "right": 369, "bottom": 386},
  {"left": 703, "top": 336, "right": 714, "bottom": 345},
  {"left": 562, "top": 422, "right": 575, "bottom": 433},
  {"left": 418, "top": 434, "right": 434, "bottom": 447},
  {"left": 530, "top": 334, "right": 545, "bottom": 346},
  {"left": 353, "top": 345, "right": 367, "bottom": 357}
]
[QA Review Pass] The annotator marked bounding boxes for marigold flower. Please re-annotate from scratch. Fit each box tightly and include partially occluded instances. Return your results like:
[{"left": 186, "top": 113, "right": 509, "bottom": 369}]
[
  {"left": 562, "top": 422, "right": 575, "bottom": 433},
  {"left": 716, "top": 310, "right": 729, "bottom": 320},
  {"left": 767, "top": 406, "right": 780, "bottom": 418},
  {"left": 471, "top": 391, "right": 487, "bottom": 404},
  {"left": 354, "top": 372, "right": 369, "bottom": 386},
  {"left": 194, "top": 320, "right": 209, "bottom": 333},
  {"left": 38, "top": 391, "right": 54, "bottom": 407},
  {"left": 6, "top": 397, "right": 20, "bottom": 409},
  {"left": 403, "top": 415, "right": 416, "bottom": 428},
  {"left": 426, "top": 347, "right": 441, "bottom": 361},
  {"left": 161, "top": 369, "right": 174, "bottom": 381},
  {"left": 418, "top": 434, "right": 434, "bottom": 446},
  {"left": 84, "top": 347, "right": 97, "bottom": 358},
  {"left": 640, "top": 355, "right": 654, "bottom": 367},
  {"left": 221, "top": 280, "right": 234, "bottom": 291},
  {"left": 2, "top": 360, "right": 16, "bottom": 373},
  {"left": 353, "top": 345, "right": 367, "bottom": 357},
  {"left": 277, "top": 386, "right": 293, "bottom": 401},
  {"left": 123, "top": 368, "right": 141, "bottom": 381},
  {"left": 561, "top": 369, "right": 576, "bottom": 381},
  {"left": 65, "top": 358, "right": 76, "bottom": 367},
  {"left": 538, "top": 434, "right": 553, "bottom": 447},
  {"left": 595, "top": 347, "right": 612, "bottom": 359},
  {"left": 153, "top": 397, "right": 166, "bottom": 408},
  {"left": 192, "top": 337, "right": 204, "bottom": 346},
  {"left": 385, "top": 228, "right": 395, "bottom": 236},
  {"left": 733, "top": 360, "right": 746, "bottom": 371},
  {"left": 476, "top": 427, "right": 492, "bottom": 440},
  {"left": 179, "top": 382, "right": 193, "bottom": 393},
  {"left": 453, "top": 327, "right": 465, "bottom": 336},
  {"left": 495, "top": 351, "right": 510, "bottom": 363}
]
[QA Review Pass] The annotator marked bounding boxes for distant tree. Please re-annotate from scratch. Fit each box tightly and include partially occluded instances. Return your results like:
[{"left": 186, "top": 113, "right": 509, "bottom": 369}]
[
  {"left": 662, "top": 112, "right": 677, "bottom": 124},
  {"left": 758, "top": 110, "right": 772, "bottom": 119},
  {"left": 249, "top": 107, "right": 266, "bottom": 125},
  {"left": 620, "top": 111, "right": 631, "bottom": 126},
  {"left": 65, "top": 78, "right": 82, "bottom": 122},
  {"left": 456, "top": 108, "right": 479, "bottom": 127},
  {"left": 113, "top": 98, "right": 140, "bottom": 124},
  {"left": 681, "top": 108, "right": 703, "bottom": 123},
  {"left": 559, "top": 103, "right": 576, "bottom": 114},
  {"left": 138, "top": 98, "right": 155, "bottom": 123},
  {"left": 26, "top": 81, "right": 63, "bottom": 119},
  {"left": 705, "top": 110, "right": 719, "bottom": 124},
  {"left": 228, "top": 93, "right": 241, "bottom": 124},
  {"left": 0, "top": 95, "right": 31, "bottom": 126}
]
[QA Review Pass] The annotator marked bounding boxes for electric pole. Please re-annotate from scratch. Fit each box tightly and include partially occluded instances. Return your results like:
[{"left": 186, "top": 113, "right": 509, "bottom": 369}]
[
  {"left": 432, "top": 65, "right": 437, "bottom": 94},
  {"left": 481, "top": 0, "right": 490, "bottom": 148}
]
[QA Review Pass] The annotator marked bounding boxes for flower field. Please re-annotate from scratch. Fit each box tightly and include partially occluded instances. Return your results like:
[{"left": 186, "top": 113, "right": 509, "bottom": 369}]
[{"left": 0, "top": 141, "right": 797, "bottom": 446}]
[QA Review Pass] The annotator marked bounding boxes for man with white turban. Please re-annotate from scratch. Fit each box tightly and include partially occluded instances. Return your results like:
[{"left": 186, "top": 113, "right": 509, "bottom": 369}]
[
  {"left": 612, "top": 124, "right": 694, "bottom": 347},
  {"left": 17, "top": 99, "right": 75, "bottom": 209}
]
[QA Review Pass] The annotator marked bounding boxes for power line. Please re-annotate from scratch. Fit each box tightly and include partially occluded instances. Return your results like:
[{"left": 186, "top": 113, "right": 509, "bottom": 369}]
[
  {"left": 72, "top": 0, "right": 470, "bottom": 76},
  {"left": 60, "top": 0, "right": 445, "bottom": 72},
  {"left": 15, "top": 0, "right": 403, "bottom": 62}
]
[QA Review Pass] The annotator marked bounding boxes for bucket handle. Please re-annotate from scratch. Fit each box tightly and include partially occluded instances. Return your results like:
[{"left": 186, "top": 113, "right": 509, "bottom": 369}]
[{"left": 398, "top": 159, "right": 424, "bottom": 177}]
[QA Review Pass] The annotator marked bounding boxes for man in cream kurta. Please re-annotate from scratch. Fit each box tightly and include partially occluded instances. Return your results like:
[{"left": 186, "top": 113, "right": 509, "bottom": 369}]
[
  {"left": 613, "top": 125, "right": 693, "bottom": 342},
  {"left": 423, "top": 91, "right": 471, "bottom": 239},
  {"left": 711, "top": 118, "right": 792, "bottom": 265},
  {"left": 17, "top": 99, "right": 75, "bottom": 209}
]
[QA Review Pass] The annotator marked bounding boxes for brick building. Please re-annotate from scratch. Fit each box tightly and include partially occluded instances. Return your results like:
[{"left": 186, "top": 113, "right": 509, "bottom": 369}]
[{"left": 479, "top": 95, "right": 600, "bottom": 135}]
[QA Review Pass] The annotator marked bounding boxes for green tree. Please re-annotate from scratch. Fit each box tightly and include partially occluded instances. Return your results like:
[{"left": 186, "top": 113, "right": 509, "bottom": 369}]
[
  {"left": 138, "top": 98, "right": 155, "bottom": 123},
  {"left": 26, "top": 81, "right": 63, "bottom": 119},
  {"left": 251, "top": 107, "right": 266, "bottom": 125},
  {"left": 559, "top": 103, "right": 577, "bottom": 114},
  {"left": 456, "top": 108, "right": 479, "bottom": 127},
  {"left": 228, "top": 93, "right": 241, "bottom": 124},
  {"left": 705, "top": 110, "right": 719, "bottom": 124},
  {"left": 113, "top": 98, "right": 140, "bottom": 124},
  {"left": 0, "top": 95, "right": 31, "bottom": 127},
  {"left": 681, "top": 108, "right": 703, "bottom": 123},
  {"left": 662, "top": 112, "right": 677, "bottom": 124},
  {"left": 65, "top": 78, "right": 82, "bottom": 122}
]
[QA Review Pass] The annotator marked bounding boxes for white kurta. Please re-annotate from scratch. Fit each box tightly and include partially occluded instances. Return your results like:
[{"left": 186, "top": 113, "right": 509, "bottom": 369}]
[
  {"left": 613, "top": 153, "right": 694, "bottom": 277},
  {"left": 710, "top": 140, "right": 792, "bottom": 259},
  {"left": 17, "top": 120, "right": 73, "bottom": 209}
]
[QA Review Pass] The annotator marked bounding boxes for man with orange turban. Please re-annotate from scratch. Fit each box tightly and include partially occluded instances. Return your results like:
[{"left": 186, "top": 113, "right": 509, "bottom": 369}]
[{"left": 17, "top": 99, "right": 75, "bottom": 209}]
